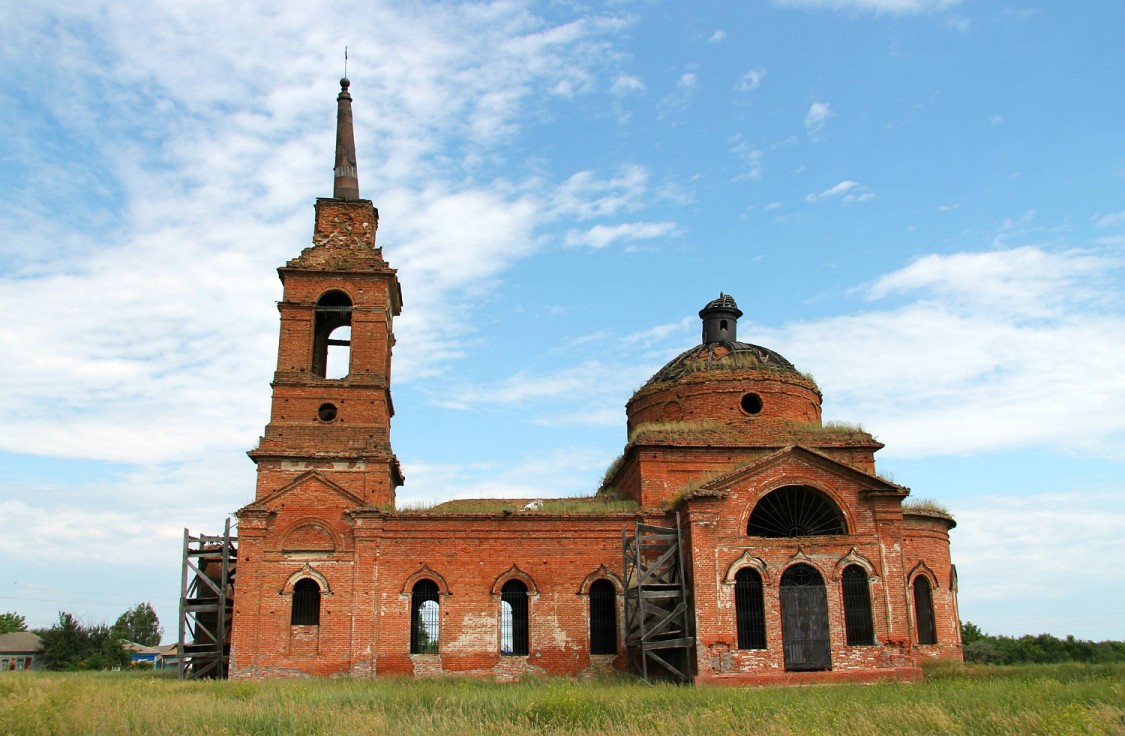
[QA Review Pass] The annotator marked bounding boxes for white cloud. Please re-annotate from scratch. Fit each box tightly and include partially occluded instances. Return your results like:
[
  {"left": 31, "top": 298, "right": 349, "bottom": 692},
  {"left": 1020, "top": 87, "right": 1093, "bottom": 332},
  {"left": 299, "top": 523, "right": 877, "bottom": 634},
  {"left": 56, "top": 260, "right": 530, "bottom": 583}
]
[
  {"left": 564, "top": 220, "right": 679, "bottom": 248},
  {"left": 708, "top": 31, "right": 727, "bottom": 43},
  {"left": 772, "top": 0, "right": 961, "bottom": 14},
  {"left": 806, "top": 179, "right": 875, "bottom": 203},
  {"left": 737, "top": 68, "right": 766, "bottom": 91},
  {"left": 551, "top": 164, "right": 651, "bottom": 221},
  {"left": 1093, "top": 210, "right": 1125, "bottom": 228},
  {"left": 755, "top": 246, "right": 1125, "bottom": 459},
  {"left": 730, "top": 138, "right": 765, "bottom": 180},
  {"left": 954, "top": 491, "right": 1125, "bottom": 637},
  {"left": 658, "top": 71, "right": 699, "bottom": 116},
  {"left": 804, "top": 101, "right": 833, "bottom": 137},
  {"left": 398, "top": 447, "right": 615, "bottom": 505},
  {"left": 611, "top": 74, "right": 646, "bottom": 95}
]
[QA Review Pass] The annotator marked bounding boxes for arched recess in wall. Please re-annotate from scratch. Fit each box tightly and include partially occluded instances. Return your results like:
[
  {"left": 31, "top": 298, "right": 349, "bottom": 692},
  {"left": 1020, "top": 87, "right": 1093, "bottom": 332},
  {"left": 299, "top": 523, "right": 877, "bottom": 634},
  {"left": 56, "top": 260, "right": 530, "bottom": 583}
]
[
  {"left": 280, "top": 564, "right": 332, "bottom": 596},
  {"left": 500, "top": 580, "right": 529, "bottom": 656},
  {"left": 410, "top": 579, "right": 440, "bottom": 655},
  {"left": 831, "top": 548, "right": 877, "bottom": 581},
  {"left": 841, "top": 565, "right": 875, "bottom": 646},
  {"left": 313, "top": 290, "right": 352, "bottom": 379},
  {"left": 489, "top": 565, "right": 538, "bottom": 596},
  {"left": 588, "top": 579, "right": 618, "bottom": 655},
  {"left": 907, "top": 561, "right": 939, "bottom": 645},
  {"left": 578, "top": 565, "right": 623, "bottom": 595},
  {"left": 282, "top": 566, "right": 331, "bottom": 627},
  {"left": 280, "top": 520, "right": 339, "bottom": 554},
  {"left": 400, "top": 565, "right": 451, "bottom": 596},
  {"left": 723, "top": 551, "right": 771, "bottom": 586},
  {"left": 746, "top": 485, "right": 847, "bottom": 537}
]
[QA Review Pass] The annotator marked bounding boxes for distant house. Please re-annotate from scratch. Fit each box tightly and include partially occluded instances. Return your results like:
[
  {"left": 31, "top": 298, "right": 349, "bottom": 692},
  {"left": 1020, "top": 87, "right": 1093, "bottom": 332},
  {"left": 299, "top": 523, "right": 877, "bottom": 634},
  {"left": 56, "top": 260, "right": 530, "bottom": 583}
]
[
  {"left": 0, "top": 632, "right": 42, "bottom": 672},
  {"left": 125, "top": 641, "right": 180, "bottom": 670}
]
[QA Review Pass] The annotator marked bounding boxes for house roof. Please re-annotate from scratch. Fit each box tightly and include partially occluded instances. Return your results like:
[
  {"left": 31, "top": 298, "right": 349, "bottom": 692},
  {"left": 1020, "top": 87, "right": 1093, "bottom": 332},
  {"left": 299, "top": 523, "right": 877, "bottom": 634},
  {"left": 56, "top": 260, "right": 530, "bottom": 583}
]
[{"left": 0, "top": 631, "right": 41, "bottom": 653}]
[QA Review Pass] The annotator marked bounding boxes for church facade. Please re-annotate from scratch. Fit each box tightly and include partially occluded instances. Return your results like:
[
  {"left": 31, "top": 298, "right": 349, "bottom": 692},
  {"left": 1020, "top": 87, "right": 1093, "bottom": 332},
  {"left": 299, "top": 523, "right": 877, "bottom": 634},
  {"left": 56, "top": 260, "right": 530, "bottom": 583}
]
[{"left": 228, "top": 80, "right": 961, "bottom": 684}]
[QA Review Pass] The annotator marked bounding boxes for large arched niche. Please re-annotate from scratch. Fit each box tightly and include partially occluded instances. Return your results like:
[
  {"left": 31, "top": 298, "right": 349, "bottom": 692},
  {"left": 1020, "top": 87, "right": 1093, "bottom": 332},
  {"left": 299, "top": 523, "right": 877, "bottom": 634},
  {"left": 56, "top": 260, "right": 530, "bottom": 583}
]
[{"left": 746, "top": 484, "right": 847, "bottom": 538}]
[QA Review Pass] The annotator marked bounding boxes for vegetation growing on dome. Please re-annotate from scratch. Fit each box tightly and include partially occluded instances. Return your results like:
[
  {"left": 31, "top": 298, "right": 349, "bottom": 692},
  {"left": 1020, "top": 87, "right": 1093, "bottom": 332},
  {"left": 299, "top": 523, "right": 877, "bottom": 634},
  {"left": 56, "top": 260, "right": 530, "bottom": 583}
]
[
  {"left": 782, "top": 420, "right": 875, "bottom": 443},
  {"left": 903, "top": 498, "right": 953, "bottom": 517},
  {"left": 627, "top": 420, "right": 725, "bottom": 445},
  {"left": 598, "top": 454, "right": 624, "bottom": 490}
]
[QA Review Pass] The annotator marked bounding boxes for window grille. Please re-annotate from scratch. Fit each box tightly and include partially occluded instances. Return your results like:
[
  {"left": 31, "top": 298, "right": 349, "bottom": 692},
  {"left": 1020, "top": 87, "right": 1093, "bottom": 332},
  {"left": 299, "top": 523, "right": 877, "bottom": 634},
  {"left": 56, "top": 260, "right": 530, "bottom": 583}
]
[
  {"left": 500, "top": 580, "right": 529, "bottom": 656},
  {"left": 913, "top": 576, "right": 937, "bottom": 645},
  {"left": 589, "top": 579, "right": 617, "bottom": 655},
  {"left": 410, "top": 580, "right": 440, "bottom": 654},
  {"left": 779, "top": 564, "right": 832, "bottom": 671},
  {"left": 841, "top": 565, "right": 875, "bottom": 646},
  {"left": 290, "top": 578, "right": 321, "bottom": 626},
  {"left": 734, "top": 568, "right": 766, "bottom": 649},
  {"left": 747, "top": 485, "right": 847, "bottom": 537}
]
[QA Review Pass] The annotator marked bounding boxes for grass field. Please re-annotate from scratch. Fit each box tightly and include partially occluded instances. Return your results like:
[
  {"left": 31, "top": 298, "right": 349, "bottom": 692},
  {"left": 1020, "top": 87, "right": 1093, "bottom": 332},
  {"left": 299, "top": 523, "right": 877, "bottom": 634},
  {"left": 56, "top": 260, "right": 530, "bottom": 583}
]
[{"left": 2, "top": 662, "right": 1123, "bottom": 735}]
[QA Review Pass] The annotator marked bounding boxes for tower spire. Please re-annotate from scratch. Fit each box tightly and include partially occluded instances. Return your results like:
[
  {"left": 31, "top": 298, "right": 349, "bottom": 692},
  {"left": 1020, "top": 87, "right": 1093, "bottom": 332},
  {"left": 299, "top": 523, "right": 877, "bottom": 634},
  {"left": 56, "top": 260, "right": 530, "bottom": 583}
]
[{"left": 333, "top": 77, "right": 360, "bottom": 200}]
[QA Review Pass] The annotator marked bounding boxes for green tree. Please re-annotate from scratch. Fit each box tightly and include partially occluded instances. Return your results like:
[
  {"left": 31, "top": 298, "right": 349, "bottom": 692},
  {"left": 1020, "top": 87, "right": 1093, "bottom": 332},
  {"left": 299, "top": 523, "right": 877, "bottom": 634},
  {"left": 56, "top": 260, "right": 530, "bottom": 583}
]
[
  {"left": 113, "top": 602, "right": 163, "bottom": 647},
  {"left": 0, "top": 611, "right": 27, "bottom": 633},
  {"left": 37, "top": 611, "right": 129, "bottom": 671}
]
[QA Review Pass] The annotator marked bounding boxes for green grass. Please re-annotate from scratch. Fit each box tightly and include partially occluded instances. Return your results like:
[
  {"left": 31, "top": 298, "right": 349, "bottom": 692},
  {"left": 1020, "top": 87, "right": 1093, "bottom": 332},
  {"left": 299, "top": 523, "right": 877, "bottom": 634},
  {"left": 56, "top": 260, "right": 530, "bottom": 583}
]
[{"left": 2, "top": 663, "right": 1123, "bottom": 735}]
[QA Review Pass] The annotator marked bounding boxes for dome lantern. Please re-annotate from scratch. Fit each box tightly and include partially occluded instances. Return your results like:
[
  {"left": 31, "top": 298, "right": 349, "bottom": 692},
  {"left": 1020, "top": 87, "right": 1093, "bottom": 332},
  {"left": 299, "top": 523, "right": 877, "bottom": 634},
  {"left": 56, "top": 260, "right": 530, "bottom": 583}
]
[{"left": 699, "top": 293, "right": 743, "bottom": 344}]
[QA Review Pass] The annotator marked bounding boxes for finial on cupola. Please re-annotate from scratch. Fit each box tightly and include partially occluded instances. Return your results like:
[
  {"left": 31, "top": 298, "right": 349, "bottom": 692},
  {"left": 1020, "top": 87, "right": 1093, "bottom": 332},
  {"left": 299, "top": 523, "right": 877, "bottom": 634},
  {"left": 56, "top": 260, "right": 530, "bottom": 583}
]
[
  {"left": 333, "top": 76, "right": 360, "bottom": 200},
  {"left": 698, "top": 293, "right": 743, "bottom": 344}
]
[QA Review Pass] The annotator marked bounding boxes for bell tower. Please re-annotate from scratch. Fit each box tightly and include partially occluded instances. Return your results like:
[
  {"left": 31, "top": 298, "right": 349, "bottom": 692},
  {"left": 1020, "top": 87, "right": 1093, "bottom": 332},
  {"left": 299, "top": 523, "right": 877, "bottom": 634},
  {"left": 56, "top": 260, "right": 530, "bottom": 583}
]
[{"left": 248, "top": 77, "right": 403, "bottom": 508}]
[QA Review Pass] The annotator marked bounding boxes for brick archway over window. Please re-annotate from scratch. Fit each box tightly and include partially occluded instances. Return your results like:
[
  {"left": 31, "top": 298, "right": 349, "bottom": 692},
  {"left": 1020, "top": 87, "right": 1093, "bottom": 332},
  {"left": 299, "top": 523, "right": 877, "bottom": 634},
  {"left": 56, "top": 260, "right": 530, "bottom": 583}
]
[{"left": 490, "top": 565, "right": 538, "bottom": 596}]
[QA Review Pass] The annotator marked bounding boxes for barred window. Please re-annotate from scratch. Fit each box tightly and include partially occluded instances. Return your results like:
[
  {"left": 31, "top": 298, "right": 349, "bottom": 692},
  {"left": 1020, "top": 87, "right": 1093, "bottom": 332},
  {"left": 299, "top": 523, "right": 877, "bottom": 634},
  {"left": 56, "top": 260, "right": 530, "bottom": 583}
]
[
  {"left": 410, "top": 579, "right": 440, "bottom": 654},
  {"left": 913, "top": 576, "right": 937, "bottom": 645},
  {"left": 589, "top": 579, "right": 617, "bottom": 655},
  {"left": 841, "top": 565, "right": 875, "bottom": 646},
  {"left": 291, "top": 578, "right": 321, "bottom": 626},
  {"left": 735, "top": 567, "right": 767, "bottom": 649},
  {"left": 500, "top": 580, "right": 529, "bottom": 656}
]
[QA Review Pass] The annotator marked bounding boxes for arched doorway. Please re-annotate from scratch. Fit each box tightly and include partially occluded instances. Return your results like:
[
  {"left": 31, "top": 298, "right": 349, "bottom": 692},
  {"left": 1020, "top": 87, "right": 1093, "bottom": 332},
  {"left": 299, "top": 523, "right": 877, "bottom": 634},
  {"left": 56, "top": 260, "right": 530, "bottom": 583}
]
[{"left": 780, "top": 564, "right": 831, "bottom": 671}]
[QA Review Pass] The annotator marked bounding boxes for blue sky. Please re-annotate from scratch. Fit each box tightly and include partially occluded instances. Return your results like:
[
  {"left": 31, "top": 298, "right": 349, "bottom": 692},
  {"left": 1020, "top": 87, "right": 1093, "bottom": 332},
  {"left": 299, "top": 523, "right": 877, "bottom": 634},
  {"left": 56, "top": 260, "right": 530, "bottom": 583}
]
[{"left": 1, "top": 0, "right": 1122, "bottom": 642}]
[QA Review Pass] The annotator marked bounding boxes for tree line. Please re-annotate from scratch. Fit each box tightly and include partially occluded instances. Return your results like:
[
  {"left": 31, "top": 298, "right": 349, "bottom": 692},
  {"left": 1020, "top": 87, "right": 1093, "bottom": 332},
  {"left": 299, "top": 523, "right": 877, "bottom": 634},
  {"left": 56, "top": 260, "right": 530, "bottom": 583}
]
[
  {"left": 1, "top": 604, "right": 163, "bottom": 671},
  {"left": 961, "top": 621, "right": 1125, "bottom": 665}
]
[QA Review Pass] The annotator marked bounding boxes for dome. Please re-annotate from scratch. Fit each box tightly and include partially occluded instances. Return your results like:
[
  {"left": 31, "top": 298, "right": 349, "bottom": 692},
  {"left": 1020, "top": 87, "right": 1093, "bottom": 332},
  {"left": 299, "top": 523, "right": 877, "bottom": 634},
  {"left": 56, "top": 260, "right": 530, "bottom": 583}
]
[{"left": 643, "top": 340, "right": 801, "bottom": 388}]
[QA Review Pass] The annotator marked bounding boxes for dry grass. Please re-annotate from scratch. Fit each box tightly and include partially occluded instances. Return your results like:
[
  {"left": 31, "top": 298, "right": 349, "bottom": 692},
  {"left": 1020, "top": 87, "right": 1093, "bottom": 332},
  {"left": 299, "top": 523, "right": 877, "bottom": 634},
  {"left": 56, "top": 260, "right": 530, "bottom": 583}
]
[
  {"left": 1, "top": 662, "right": 1123, "bottom": 735},
  {"left": 399, "top": 497, "right": 639, "bottom": 515},
  {"left": 628, "top": 420, "right": 725, "bottom": 445},
  {"left": 903, "top": 498, "right": 954, "bottom": 516}
]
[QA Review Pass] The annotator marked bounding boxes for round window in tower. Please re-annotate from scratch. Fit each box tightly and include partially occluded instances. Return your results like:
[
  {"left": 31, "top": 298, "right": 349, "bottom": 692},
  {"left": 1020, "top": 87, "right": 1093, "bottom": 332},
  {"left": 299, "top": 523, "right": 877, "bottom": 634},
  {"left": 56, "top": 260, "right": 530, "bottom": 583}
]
[
  {"left": 740, "top": 392, "right": 763, "bottom": 416},
  {"left": 317, "top": 403, "right": 338, "bottom": 422}
]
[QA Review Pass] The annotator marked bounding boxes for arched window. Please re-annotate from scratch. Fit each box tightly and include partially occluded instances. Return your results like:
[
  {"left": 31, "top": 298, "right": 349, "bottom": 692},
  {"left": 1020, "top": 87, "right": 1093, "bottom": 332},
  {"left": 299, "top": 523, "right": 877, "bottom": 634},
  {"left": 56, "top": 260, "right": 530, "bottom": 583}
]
[
  {"left": 410, "top": 579, "right": 440, "bottom": 654},
  {"left": 841, "top": 565, "right": 874, "bottom": 646},
  {"left": 913, "top": 576, "right": 937, "bottom": 645},
  {"left": 500, "top": 580, "right": 529, "bottom": 656},
  {"left": 291, "top": 578, "right": 321, "bottom": 626},
  {"left": 734, "top": 568, "right": 766, "bottom": 649},
  {"left": 313, "top": 291, "right": 352, "bottom": 379},
  {"left": 747, "top": 485, "right": 846, "bottom": 537},
  {"left": 589, "top": 579, "right": 617, "bottom": 655}
]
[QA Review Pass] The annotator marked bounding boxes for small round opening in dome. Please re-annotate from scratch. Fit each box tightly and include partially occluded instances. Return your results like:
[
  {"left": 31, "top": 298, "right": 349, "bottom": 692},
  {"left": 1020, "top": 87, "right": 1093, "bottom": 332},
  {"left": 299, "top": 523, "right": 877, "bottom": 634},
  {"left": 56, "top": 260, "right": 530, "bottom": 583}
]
[
  {"left": 740, "top": 392, "right": 763, "bottom": 415},
  {"left": 318, "top": 403, "right": 338, "bottom": 422}
]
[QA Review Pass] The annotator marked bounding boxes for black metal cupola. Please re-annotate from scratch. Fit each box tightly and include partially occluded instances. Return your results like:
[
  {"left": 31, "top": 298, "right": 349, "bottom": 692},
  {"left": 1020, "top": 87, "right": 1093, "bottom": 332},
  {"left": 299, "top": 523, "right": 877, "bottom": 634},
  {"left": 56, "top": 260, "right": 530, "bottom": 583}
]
[{"left": 699, "top": 293, "right": 743, "bottom": 344}]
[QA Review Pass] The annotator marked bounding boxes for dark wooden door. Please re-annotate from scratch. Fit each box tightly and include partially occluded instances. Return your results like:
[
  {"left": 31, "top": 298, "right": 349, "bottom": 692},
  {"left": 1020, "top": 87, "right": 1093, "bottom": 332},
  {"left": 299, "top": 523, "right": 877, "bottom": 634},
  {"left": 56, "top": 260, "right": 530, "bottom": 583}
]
[{"left": 780, "top": 565, "right": 832, "bottom": 671}]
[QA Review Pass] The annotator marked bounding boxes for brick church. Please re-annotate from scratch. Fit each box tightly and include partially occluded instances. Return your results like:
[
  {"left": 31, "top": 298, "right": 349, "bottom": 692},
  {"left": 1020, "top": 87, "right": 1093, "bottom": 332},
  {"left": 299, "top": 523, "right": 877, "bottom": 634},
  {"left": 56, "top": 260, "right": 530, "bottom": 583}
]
[{"left": 227, "top": 79, "right": 961, "bottom": 684}]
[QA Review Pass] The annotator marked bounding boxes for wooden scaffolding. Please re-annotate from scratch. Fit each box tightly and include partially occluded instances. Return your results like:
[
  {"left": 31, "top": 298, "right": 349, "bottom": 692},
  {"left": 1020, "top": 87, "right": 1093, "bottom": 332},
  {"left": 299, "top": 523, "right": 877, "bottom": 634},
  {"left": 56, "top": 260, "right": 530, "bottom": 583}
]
[
  {"left": 178, "top": 520, "right": 237, "bottom": 680},
  {"left": 622, "top": 514, "right": 695, "bottom": 683}
]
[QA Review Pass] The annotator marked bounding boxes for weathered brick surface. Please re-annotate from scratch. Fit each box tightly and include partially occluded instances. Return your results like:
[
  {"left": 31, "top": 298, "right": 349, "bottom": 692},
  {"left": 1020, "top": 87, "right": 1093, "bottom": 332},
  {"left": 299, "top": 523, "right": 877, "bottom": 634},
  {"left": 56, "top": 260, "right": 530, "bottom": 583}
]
[{"left": 229, "top": 193, "right": 961, "bottom": 682}]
